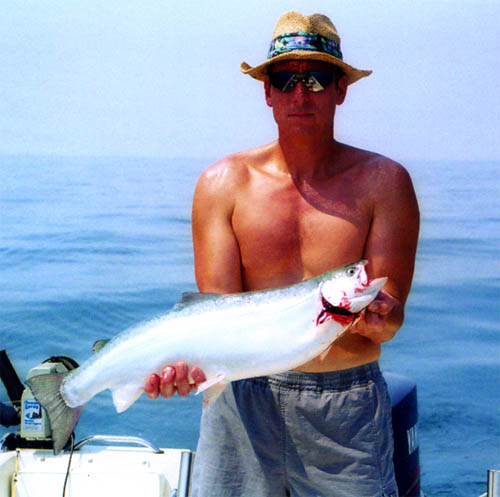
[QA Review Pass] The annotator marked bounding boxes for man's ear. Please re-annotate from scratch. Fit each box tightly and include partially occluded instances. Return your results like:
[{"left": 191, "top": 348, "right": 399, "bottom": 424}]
[
  {"left": 264, "top": 77, "right": 273, "bottom": 107},
  {"left": 335, "top": 74, "right": 348, "bottom": 105}
]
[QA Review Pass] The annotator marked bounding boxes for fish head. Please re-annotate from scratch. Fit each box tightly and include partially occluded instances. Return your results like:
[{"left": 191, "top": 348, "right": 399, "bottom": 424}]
[{"left": 316, "top": 261, "right": 388, "bottom": 327}]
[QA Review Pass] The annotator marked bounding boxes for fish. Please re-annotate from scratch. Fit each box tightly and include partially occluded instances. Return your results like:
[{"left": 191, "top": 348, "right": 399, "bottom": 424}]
[{"left": 26, "top": 260, "right": 387, "bottom": 455}]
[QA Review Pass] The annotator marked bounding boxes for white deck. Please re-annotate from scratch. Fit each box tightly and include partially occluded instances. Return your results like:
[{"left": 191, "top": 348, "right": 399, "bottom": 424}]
[{"left": 0, "top": 436, "right": 193, "bottom": 497}]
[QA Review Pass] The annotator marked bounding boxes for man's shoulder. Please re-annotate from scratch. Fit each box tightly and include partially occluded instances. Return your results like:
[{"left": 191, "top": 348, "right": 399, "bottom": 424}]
[
  {"left": 337, "top": 145, "right": 416, "bottom": 206},
  {"left": 197, "top": 143, "right": 277, "bottom": 191},
  {"left": 341, "top": 145, "right": 411, "bottom": 182},
  {"left": 366, "top": 152, "right": 413, "bottom": 189},
  {"left": 340, "top": 144, "right": 401, "bottom": 169}
]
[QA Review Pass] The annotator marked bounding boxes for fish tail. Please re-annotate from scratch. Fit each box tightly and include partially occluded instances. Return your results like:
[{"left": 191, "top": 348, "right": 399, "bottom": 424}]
[{"left": 26, "top": 373, "right": 84, "bottom": 455}]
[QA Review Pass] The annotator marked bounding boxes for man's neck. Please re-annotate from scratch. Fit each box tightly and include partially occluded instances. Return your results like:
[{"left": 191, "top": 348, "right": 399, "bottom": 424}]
[{"left": 277, "top": 132, "right": 342, "bottom": 180}]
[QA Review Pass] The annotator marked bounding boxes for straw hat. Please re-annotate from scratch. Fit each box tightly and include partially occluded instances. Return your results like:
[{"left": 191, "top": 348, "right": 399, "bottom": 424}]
[{"left": 240, "top": 11, "right": 372, "bottom": 85}]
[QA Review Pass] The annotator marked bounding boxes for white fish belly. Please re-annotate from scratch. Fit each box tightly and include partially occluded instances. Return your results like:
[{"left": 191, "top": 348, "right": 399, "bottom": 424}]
[{"left": 62, "top": 290, "right": 332, "bottom": 409}]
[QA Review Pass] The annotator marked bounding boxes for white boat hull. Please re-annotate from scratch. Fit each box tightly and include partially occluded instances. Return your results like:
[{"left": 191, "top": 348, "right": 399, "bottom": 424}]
[{"left": 0, "top": 435, "right": 193, "bottom": 497}]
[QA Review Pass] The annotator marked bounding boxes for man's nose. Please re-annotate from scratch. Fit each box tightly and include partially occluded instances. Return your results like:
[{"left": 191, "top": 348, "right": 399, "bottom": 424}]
[{"left": 291, "top": 80, "right": 309, "bottom": 100}]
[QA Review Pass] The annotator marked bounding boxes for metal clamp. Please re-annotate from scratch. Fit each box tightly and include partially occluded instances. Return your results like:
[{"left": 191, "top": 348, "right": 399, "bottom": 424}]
[
  {"left": 489, "top": 470, "right": 500, "bottom": 497},
  {"left": 73, "top": 435, "right": 164, "bottom": 454},
  {"left": 177, "top": 451, "right": 193, "bottom": 497}
]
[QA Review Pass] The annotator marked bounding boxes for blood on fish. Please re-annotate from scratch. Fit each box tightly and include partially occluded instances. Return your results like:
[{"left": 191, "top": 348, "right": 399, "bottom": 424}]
[
  {"left": 340, "top": 295, "right": 351, "bottom": 310},
  {"left": 316, "top": 295, "right": 357, "bottom": 327},
  {"left": 315, "top": 309, "right": 355, "bottom": 327},
  {"left": 316, "top": 310, "right": 329, "bottom": 325},
  {"left": 330, "top": 313, "right": 355, "bottom": 327}
]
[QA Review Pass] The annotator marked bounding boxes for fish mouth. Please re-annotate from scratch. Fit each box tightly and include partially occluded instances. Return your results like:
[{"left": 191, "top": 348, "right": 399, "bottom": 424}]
[
  {"left": 316, "top": 296, "right": 359, "bottom": 326},
  {"left": 321, "top": 297, "right": 359, "bottom": 318}
]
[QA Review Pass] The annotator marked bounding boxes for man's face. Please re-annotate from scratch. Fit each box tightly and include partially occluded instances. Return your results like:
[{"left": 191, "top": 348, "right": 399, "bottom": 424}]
[{"left": 265, "top": 59, "right": 347, "bottom": 137}]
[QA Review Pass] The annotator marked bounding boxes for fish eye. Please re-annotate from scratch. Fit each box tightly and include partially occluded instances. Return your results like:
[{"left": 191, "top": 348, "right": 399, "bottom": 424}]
[{"left": 346, "top": 267, "right": 357, "bottom": 277}]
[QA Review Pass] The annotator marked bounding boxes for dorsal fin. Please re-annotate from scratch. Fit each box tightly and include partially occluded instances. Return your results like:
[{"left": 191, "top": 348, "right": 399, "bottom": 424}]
[
  {"left": 172, "top": 292, "right": 221, "bottom": 310},
  {"left": 92, "top": 339, "right": 110, "bottom": 354}
]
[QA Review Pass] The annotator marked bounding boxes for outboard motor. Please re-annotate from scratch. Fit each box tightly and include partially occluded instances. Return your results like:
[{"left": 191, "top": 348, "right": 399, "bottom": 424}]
[
  {"left": 0, "top": 350, "right": 78, "bottom": 451},
  {"left": 385, "top": 372, "right": 422, "bottom": 497}
]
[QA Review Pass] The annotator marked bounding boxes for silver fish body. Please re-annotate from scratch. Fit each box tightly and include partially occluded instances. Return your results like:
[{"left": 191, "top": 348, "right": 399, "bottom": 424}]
[{"left": 27, "top": 260, "right": 386, "bottom": 454}]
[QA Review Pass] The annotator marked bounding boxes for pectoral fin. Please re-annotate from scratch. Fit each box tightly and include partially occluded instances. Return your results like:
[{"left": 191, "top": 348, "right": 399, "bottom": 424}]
[
  {"left": 111, "top": 384, "right": 143, "bottom": 413},
  {"left": 196, "top": 374, "right": 228, "bottom": 408},
  {"left": 317, "top": 327, "right": 353, "bottom": 363},
  {"left": 317, "top": 344, "right": 333, "bottom": 363}
]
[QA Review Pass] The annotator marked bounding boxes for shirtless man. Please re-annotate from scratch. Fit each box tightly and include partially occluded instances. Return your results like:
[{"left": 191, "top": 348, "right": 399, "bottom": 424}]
[{"left": 146, "top": 12, "right": 419, "bottom": 497}]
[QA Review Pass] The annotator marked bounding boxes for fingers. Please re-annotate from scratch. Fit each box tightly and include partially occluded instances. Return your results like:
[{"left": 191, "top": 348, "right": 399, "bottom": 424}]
[
  {"left": 363, "top": 309, "right": 385, "bottom": 326},
  {"left": 160, "top": 366, "right": 176, "bottom": 398},
  {"left": 146, "top": 362, "right": 208, "bottom": 400},
  {"left": 350, "top": 301, "right": 399, "bottom": 344},
  {"left": 174, "top": 361, "right": 191, "bottom": 397},
  {"left": 367, "top": 300, "right": 387, "bottom": 315},
  {"left": 191, "top": 366, "right": 207, "bottom": 386},
  {"left": 367, "top": 291, "right": 397, "bottom": 316},
  {"left": 348, "top": 288, "right": 404, "bottom": 345},
  {"left": 145, "top": 373, "right": 160, "bottom": 400},
  {"left": 350, "top": 309, "right": 384, "bottom": 340}
]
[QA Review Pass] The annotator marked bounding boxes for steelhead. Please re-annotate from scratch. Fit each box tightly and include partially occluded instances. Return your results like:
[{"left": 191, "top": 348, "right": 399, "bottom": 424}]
[{"left": 27, "top": 260, "right": 386, "bottom": 454}]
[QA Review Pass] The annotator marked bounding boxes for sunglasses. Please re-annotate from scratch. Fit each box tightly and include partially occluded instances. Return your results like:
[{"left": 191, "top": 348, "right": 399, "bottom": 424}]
[{"left": 268, "top": 70, "right": 335, "bottom": 93}]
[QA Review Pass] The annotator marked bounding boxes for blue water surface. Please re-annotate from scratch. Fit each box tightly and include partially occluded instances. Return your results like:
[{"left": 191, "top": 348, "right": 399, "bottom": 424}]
[{"left": 0, "top": 156, "right": 498, "bottom": 496}]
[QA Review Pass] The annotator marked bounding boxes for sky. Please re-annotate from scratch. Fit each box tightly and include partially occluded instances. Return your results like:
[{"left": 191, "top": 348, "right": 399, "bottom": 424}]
[{"left": 1, "top": 0, "right": 499, "bottom": 162}]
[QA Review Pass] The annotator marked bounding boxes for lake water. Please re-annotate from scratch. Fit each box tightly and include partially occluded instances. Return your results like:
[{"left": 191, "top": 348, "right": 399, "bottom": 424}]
[{"left": 0, "top": 155, "right": 498, "bottom": 496}]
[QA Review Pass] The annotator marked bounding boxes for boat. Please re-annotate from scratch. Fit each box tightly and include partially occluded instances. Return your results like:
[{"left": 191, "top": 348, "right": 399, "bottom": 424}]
[
  {"left": 0, "top": 349, "right": 430, "bottom": 496},
  {"left": 0, "top": 434, "right": 193, "bottom": 497}
]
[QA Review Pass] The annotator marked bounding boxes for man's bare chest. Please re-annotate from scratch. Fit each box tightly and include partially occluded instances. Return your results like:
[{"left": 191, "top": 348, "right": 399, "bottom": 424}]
[{"left": 232, "top": 181, "right": 372, "bottom": 277}]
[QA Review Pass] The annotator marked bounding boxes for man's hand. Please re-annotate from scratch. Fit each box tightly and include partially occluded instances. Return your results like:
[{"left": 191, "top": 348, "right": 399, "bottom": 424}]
[
  {"left": 144, "top": 361, "right": 207, "bottom": 399},
  {"left": 350, "top": 290, "right": 403, "bottom": 344}
]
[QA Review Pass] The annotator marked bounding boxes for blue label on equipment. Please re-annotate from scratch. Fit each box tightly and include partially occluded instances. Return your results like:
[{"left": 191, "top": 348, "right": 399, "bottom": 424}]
[{"left": 23, "top": 399, "right": 44, "bottom": 432}]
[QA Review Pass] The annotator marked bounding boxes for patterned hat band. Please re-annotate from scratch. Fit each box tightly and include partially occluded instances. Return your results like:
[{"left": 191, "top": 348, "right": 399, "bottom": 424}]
[
  {"left": 268, "top": 31, "right": 343, "bottom": 60},
  {"left": 240, "top": 12, "right": 372, "bottom": 85}
]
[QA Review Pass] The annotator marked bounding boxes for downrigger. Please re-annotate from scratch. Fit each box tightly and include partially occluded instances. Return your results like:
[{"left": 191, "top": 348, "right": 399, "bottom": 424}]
[{"left": 0, "top": 349, "right": 78, "bottom": 452}]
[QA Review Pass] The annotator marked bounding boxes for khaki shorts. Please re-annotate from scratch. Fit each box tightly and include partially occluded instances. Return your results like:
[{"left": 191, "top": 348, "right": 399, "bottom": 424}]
[{"left": 191, "top": 362, "right": 398, "bottom": 497}]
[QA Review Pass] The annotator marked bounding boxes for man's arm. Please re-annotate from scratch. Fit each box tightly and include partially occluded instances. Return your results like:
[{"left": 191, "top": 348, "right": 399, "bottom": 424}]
[
  {"left": 192, "top": 160, "right": 245, "bottom": 293},
  {"left": 145, "top": 159, "right": 245, "bottom": 399},
  {"left": 352, "top": 160, "right": 420, "bottom": 344}
]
